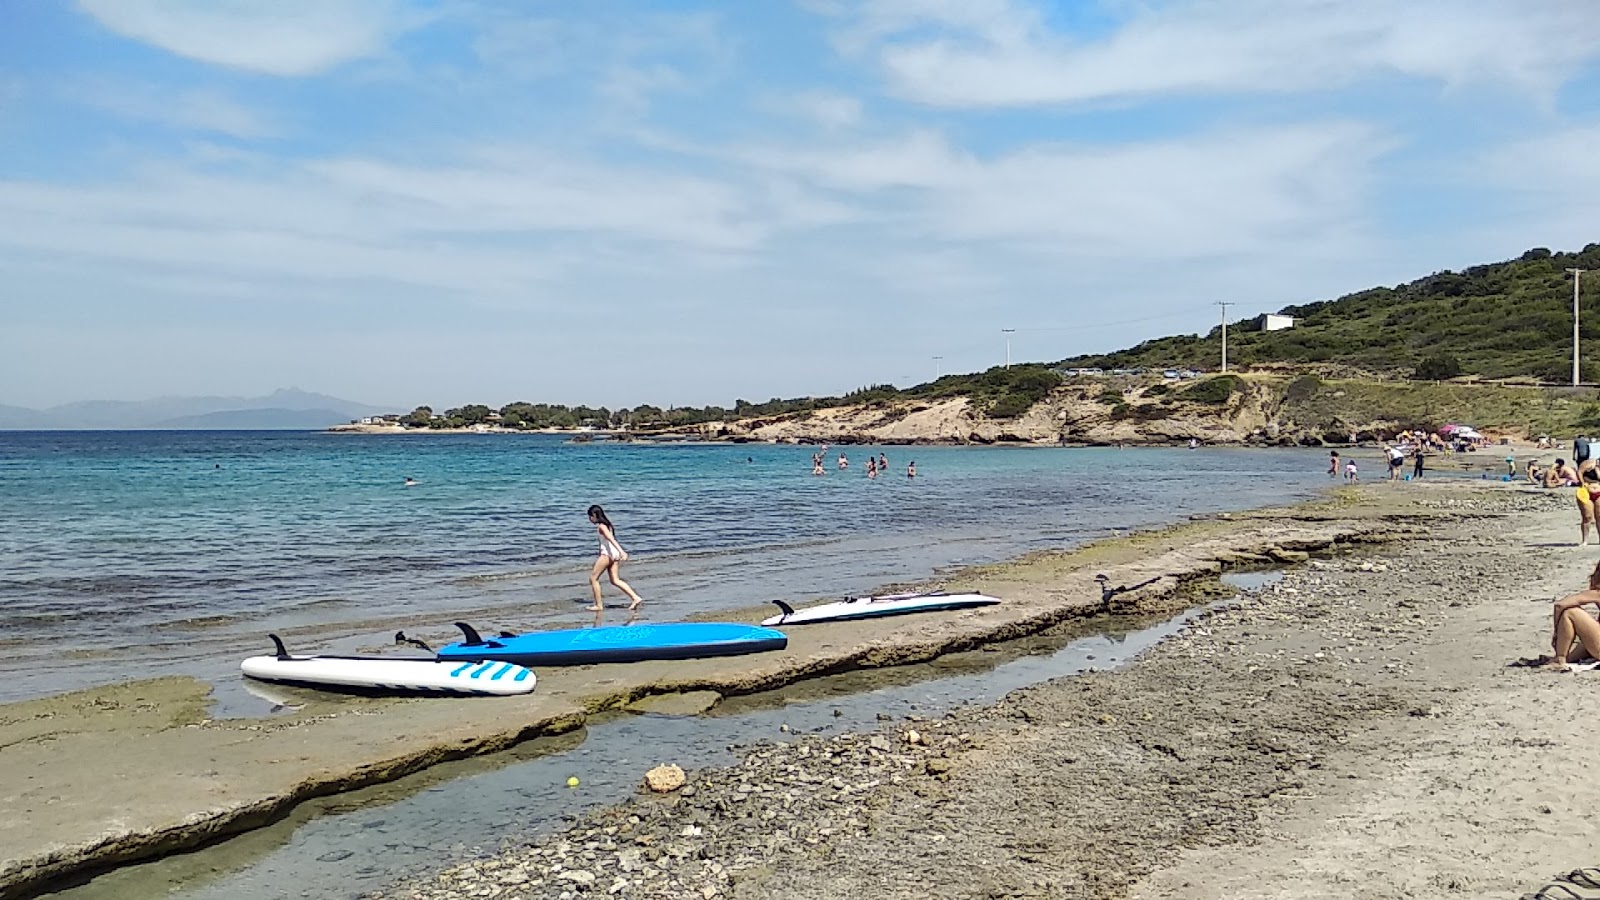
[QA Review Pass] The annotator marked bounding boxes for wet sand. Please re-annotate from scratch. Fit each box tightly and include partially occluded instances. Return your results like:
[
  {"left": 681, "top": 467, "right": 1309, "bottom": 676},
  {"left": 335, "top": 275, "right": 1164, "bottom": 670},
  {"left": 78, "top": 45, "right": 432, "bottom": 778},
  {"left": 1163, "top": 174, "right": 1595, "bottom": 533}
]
[
  {"left": 1, "top": 491, "right": 1403, "bottom": 898},
  {"left": 371, "top": 482, "right": 1597, "bottom": 900}
]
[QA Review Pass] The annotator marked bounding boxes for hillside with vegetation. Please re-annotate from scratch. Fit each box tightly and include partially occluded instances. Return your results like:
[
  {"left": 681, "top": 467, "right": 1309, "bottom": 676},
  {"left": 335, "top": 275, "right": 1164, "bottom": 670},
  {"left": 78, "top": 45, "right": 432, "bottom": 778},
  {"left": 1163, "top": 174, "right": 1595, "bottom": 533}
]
[
  {"left": 378, "top": 245, "right": 1600, "bottom": 444},
  {"left": 1061, "top": 244, "right": 1600, "bottom": 381}
]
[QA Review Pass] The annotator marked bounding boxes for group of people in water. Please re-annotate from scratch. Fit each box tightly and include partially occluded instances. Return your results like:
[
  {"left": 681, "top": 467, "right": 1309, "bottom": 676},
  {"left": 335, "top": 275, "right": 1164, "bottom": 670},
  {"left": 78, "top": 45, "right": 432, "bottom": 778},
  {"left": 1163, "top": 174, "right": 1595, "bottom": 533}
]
[
  {"left": 810, "top": 446, "right": 915, "bottom": 479},
  {"left": 586, "top": 446, "right": 920, "bottom": 620}
]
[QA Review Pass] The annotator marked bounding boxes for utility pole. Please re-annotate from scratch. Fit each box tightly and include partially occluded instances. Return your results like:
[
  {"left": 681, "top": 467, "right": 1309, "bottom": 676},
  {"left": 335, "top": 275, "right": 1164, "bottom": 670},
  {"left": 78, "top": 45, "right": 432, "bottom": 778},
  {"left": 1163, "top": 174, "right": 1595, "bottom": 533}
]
[
  {"left": 933, "top": 356, "right": 943, "bottom": 379},
  {"left": 1002, "top": 328, "right": 1016, "bottom": 369},
  {"left": 1216, "top": 301, "right": 1234, "bottom": 373},
  {"left": 1572, "top": 268, "right": 1587, "bottom": 386}
]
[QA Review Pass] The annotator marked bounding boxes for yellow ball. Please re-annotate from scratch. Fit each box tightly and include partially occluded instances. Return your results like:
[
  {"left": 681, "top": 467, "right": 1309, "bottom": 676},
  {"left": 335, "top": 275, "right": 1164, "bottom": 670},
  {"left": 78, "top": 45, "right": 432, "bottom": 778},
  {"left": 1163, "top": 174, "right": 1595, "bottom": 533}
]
[{"left": 566, "top": 776, "right": 580, "bottom": 788}]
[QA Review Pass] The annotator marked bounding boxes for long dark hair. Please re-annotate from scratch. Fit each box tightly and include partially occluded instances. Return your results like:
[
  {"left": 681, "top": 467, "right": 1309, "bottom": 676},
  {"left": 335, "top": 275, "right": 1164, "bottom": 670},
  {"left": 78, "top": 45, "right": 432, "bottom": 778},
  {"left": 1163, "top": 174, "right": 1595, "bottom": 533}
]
[{"left": 587, "top": 505, "right": 614, "bottom": 530}]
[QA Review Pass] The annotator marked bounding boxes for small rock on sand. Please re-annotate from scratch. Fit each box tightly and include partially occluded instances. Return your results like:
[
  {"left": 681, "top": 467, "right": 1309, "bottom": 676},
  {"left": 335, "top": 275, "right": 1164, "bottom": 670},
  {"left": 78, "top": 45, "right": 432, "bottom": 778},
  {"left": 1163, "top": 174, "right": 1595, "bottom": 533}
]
[{"left": 644, "top": 764, "right": 687, "bottom": 793}]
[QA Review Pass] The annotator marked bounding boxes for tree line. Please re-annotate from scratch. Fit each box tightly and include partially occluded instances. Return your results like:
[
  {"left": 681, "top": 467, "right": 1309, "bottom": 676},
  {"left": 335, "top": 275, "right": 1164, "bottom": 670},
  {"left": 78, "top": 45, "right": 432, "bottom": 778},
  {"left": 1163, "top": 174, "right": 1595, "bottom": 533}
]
[{"left": 396, "top": 363, "right": 1067, "bottom": 429}]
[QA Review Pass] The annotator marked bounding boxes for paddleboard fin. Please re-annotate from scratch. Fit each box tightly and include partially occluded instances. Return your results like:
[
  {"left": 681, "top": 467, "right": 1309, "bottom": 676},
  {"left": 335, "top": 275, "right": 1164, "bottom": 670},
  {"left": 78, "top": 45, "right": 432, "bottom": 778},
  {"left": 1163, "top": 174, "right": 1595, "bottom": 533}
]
[
  {"left": 497, "top": 630, "right": 516, "bottom": 639},
  {"left": 455, "top": 622, "right": 487, "bottom": 646},
  {"left": 771, "top": 599, "right": 795, "bottom": 619},
  {"left": 1099, "top": 574, "right": 1161, "bottom": 605},
  {"left": 394, "top": 631, "right": 433, "bottom": 653},
  {"left": 268, "top": 634, "right": 291, "bottom": 661}
]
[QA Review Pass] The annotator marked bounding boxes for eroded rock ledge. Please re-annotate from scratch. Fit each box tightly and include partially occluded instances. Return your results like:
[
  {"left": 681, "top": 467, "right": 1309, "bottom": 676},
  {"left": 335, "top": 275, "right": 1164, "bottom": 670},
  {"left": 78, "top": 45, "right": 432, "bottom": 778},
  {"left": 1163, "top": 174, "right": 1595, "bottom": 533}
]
[{"left": 2, "top": 491, "right": 1511, "bottom": 898}]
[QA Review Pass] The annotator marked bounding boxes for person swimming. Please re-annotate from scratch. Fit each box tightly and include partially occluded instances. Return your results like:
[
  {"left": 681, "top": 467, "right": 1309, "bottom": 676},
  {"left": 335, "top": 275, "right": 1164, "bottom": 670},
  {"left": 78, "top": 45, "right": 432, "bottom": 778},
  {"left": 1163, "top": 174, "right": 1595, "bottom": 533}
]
[{"left": 404, "top": 476, "right": 417, "bottom": 486}]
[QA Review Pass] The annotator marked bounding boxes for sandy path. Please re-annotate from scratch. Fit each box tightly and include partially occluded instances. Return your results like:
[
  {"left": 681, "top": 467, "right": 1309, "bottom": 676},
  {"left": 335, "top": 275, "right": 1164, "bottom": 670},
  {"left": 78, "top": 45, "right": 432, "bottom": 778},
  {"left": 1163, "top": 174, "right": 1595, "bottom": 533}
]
[
  {"left": 1135, "top": 494, "right": 1600, "bottom": 899},
  {"left": 378, "top": 483, "right": 1599, "bottom": 900}
]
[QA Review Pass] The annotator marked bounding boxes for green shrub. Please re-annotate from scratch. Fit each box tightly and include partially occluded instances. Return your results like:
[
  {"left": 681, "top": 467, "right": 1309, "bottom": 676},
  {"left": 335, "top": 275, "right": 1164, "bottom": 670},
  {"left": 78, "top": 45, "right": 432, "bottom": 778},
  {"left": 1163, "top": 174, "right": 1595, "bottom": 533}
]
[
  {"left": 1285, "top": 374, "right": 1322, "bottom": 402},
  {"left": 1144, "top": 383, "right": 1170, "bottom": 396},
  {"left": 986, "top": 393, "right": 1037, "bottom": 419},
  {"left": 1414, "top": 354, "right": 1462, "bottom": 381},
  {"left": 1180, "top": 375, "right": 1242, "bottom": 405},
  {"left": 1098, "top": 388, "right": 1124, "bottom": 404}
]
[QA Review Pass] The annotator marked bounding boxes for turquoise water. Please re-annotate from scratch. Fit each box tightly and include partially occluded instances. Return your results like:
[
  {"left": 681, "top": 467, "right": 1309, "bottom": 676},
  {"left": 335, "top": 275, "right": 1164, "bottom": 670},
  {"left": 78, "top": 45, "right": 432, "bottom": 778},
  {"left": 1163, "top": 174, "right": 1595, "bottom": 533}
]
[{"left": 0, "top": 431, "right": 1331, "bottom": 702}]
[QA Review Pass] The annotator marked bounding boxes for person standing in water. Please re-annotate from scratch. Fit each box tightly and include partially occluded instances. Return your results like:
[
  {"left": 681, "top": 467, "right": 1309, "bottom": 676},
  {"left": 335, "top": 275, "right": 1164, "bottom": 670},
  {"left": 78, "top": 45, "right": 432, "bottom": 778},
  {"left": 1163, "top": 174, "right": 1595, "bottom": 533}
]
[
  {"left": 1328, "top": 450, "right": 1340, "bottom": 478},
  {"left": 838, "top": 453, "right": 848, "bottom": 470},
  {"left": 586, "top": 505, "right": 644, "bottom": 612},
  {"left": 907, "top": 461, "right": 916, "bottom": 478}
]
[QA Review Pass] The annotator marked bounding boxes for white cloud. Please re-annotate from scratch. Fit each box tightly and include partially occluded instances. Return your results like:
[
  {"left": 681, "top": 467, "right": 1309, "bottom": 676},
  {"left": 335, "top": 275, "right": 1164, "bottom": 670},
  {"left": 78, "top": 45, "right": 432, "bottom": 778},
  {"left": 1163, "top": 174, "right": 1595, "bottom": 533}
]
[
  {"left": 0, "top": 140, "right": 868, "bottom": 311},
  {"left": 75, "top": 0, "right": 409, "bottom": 76},
  {"left": 70, "top": 81, "right": 277, "bottom": 138},
  {"left": 785, "top": 91, "right": 866, "bottom": 130},
  {"left": 823, "top": 0, "right": 1600, "bottom": 107},
  {"left": 729, "top": 120, "right": 1388, "bottom": 257}
]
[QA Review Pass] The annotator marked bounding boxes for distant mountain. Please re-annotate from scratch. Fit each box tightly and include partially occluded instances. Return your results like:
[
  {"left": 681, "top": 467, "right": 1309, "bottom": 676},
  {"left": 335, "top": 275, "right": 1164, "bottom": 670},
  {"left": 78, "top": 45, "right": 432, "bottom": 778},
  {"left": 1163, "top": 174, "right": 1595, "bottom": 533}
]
[
  {"left": 150, "top": 408, "right": 360, "bottom": 430},
  {"left": 0, "top": 389, "right": 392, "bottom": 430},
  {"left": 0, "top": 404, "right": 50, "bottom": 429}
]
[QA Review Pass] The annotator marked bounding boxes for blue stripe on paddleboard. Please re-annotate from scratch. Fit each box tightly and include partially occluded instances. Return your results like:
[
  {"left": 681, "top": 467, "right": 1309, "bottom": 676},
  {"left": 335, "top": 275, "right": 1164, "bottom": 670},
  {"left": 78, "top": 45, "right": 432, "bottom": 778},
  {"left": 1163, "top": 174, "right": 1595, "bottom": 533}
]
[
  {"left": 469, "top": 661, "right": 496, "bottom": 679},
  {"left": 450, "top": 663, "right": 475, "bottom": 676},
  {"left": 513, "top": 668, "right": 531, "bottom": 682},
  {"left": 489, "top": 662, "right": 514, "bottom": 681}
]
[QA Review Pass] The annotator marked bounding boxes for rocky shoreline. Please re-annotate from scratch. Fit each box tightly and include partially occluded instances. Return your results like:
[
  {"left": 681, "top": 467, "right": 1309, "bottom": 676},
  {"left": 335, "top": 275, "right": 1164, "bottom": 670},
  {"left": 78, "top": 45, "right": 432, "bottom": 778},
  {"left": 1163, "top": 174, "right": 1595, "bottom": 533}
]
[
  {"left": 1, "top": 497, "right": 1412, "bottom": 899},
  {"left": 374, "top": 485, "right": 1589, "bottom": 900}
]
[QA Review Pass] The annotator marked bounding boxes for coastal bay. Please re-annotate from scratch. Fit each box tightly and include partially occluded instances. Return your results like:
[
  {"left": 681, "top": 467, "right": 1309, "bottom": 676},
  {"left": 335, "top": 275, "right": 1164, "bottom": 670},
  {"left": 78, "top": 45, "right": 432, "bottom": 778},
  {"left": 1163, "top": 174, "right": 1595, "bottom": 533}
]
[
  {"left": 4, "top": 498, "right": 1400, "bottom": 898},
  {"left": 373, "top": 484, "right": 1593, "bottom": 900}
]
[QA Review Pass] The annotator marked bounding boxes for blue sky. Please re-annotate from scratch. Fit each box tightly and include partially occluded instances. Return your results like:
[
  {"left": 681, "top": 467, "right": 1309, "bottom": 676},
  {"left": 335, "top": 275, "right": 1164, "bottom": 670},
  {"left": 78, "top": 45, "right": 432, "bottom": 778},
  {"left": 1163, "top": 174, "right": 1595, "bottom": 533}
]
[{"left": 2, "top": 0, "right": 1598, "bottom": 410}]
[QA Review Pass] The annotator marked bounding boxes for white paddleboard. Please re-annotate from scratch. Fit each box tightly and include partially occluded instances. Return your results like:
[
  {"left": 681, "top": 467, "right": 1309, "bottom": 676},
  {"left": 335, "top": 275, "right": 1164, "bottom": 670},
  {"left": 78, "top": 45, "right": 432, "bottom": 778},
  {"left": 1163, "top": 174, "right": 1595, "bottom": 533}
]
[
  {"left": 761, "top": 591, "right": 1000, "bottom": 626},
  {"left": 241, "top": 635, "right": 536, "bottom": 696}
]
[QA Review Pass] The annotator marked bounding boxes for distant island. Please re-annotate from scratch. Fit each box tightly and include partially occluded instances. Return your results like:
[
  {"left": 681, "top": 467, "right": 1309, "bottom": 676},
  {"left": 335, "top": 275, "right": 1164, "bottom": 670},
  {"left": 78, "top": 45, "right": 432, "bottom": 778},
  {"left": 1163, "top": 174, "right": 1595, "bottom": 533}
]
[{"left": 0, "top": 388, "right": 389, "bottom": 430}]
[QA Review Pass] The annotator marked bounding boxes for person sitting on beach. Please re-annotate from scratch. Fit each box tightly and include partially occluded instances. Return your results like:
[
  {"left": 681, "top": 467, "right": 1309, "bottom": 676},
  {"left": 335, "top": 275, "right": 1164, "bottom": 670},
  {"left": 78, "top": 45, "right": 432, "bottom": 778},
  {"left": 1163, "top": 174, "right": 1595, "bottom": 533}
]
[
  {"left": 1527, "top": 461, "right": 1544, "bottom": 485},
  {"left": 1555, "top": 458, "right": 1580, "bottom": 486},
  {"left": 1544, "top": 561, "right": 1600, "bottom": 669}
]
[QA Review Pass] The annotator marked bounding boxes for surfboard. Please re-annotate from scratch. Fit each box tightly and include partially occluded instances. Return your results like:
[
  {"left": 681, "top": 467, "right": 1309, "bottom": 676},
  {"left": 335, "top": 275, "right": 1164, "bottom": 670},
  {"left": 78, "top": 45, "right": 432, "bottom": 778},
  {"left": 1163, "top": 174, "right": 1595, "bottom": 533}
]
[
  {"left": 436, "top": 621, "right": 787, "bottom": 666},
  {"left": 241, "top": 635, "right": 536, "bottom": 696},
  {"left": 760, "top": 591, "right": 1000, "bottom": 626}
]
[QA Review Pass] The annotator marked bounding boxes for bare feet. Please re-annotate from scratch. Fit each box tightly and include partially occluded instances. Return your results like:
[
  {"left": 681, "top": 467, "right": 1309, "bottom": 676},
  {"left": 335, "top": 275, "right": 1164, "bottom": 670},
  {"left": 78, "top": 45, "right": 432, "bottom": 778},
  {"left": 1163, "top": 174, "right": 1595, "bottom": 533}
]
[
  {"left": 628, "top": 599, "right": 643, "bottom": 611},
  {"left": 586, "top": 604, "right": 603, "bottom": 612}
]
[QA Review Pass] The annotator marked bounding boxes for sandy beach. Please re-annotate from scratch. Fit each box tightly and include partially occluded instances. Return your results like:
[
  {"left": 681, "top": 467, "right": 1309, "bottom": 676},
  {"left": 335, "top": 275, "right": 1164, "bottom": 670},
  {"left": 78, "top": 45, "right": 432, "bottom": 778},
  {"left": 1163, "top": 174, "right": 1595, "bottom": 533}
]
[
  {"left": 8, "top": 470, "right": 1597, "bottom": 899},
  {"left": 365, "top": 482, "right": 1598, "bottom": 900}
]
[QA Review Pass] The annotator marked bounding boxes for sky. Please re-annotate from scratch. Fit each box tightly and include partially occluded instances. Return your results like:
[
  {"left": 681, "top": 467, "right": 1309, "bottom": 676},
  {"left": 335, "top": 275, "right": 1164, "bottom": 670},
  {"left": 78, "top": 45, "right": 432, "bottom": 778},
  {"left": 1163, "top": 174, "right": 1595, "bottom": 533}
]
[{"left": 2, "top": 0, "right": 1598, "bottom": 411}]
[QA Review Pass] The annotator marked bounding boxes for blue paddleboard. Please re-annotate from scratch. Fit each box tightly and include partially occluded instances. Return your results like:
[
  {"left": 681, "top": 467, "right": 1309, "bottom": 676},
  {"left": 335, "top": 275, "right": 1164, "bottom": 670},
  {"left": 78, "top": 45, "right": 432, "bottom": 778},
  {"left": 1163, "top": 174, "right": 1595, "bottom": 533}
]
[{"left": 437, "top": 621, "right": 787, "bottom": 666}]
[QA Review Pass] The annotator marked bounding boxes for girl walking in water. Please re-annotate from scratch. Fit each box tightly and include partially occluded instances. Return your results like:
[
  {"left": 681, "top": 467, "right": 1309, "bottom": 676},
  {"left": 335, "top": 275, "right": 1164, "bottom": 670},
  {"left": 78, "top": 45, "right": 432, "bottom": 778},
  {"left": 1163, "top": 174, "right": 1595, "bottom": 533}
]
[{"left": 587, "top": 505, "right": 644, "bottom": 612}]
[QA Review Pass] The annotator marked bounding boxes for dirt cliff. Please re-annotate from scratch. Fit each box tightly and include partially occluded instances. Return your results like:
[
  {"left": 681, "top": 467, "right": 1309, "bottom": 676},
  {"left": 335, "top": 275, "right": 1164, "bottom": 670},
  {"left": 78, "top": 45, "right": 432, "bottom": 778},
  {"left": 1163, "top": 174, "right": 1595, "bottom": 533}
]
[{"left": 657, "top": 374, "right": 1600, "bottom": 446}]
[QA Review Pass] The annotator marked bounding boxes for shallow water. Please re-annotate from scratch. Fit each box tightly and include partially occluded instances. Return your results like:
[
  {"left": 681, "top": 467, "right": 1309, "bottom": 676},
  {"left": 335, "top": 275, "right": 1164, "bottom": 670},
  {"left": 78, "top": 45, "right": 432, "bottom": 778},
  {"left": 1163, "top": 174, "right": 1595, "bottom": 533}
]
[
  {"left": 47, "top": 604, "right": 1213, "bottom": 900},
  {"left": 0, "top": 432, "right": 1331, "bottom": 701}
]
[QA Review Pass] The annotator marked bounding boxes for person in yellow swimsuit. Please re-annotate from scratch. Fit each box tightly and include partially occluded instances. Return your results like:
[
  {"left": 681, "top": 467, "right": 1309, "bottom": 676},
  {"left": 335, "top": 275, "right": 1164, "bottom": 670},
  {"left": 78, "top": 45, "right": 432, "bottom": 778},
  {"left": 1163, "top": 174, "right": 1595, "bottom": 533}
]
[{"left": 1578, "top": 470, "right": 1600, "bottom": 547}]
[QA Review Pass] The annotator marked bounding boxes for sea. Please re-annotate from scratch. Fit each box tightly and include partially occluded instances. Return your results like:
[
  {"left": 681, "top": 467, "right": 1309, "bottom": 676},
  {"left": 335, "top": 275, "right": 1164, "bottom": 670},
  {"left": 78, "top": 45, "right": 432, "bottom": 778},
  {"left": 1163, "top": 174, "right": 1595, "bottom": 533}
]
[{"left": 0, "top": 431, "right": 1335, "bottom": 707}]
